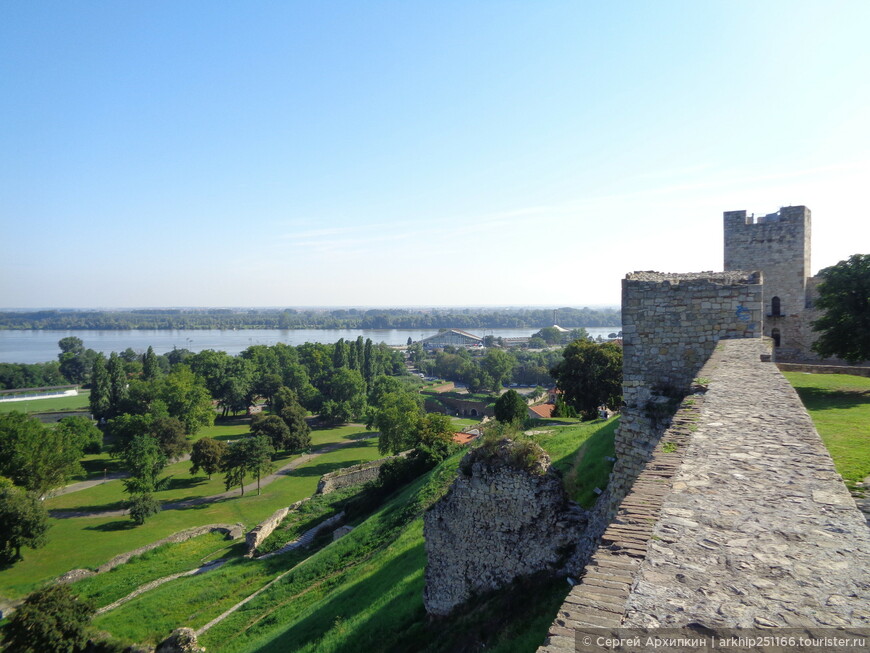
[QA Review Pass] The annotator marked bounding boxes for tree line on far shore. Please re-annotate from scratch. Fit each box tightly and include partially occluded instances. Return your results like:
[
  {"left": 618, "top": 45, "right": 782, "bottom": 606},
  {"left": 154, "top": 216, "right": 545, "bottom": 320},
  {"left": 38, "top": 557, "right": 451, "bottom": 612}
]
[{"left": 0, "top": 306, "right": 621, "bottom": 331}]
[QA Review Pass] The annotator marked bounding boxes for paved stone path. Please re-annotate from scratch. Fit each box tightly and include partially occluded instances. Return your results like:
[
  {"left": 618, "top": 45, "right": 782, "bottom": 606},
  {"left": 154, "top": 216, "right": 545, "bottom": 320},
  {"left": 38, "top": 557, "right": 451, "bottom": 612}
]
[
  {"left": 539, "top": 340, "right": 870, "bottom": 650},
  {"left": 623, "top": 340, "right": 870, "bottom": 630},
  {"left": 50, "top": 438, "right": 372, "bottom": 519}
]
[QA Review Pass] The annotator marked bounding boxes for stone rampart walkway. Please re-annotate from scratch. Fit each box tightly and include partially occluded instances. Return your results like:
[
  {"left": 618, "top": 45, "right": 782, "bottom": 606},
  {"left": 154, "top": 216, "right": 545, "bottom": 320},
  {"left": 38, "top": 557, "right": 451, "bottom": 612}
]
[{"left": 539, "top": 339, "right": 870, "bottom": 650}]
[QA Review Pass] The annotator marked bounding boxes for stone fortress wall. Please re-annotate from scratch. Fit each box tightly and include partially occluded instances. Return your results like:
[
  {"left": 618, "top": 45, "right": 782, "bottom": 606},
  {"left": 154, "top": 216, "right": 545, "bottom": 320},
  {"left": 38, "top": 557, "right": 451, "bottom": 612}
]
[
  {"left": 724, "top": 205, "right": 867, "bottom": 367},
  {"left": 724, "top": 205, "right": 814, "bottom": 362},
  {"left": 539, "top": 338, "right": 870, "bottom": 650},
  {"left": 586, "top": 271, "right": 763, "bottom": 540},
  {"left": 425, "top": 206, "right": 869, "bottom": 641}
]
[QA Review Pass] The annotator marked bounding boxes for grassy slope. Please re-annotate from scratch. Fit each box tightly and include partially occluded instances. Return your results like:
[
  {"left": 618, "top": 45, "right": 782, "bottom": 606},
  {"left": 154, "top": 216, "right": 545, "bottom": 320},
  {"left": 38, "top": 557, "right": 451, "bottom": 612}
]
[
  {"left": 73, "top": 531, "right": 234, "bottom": 608},
  {"left": 783, "top": 371, "right": 870, "bottom": 486},
  {"left": 205, "top": 418, "right": 617, "bottom": 653},
  {"left": 0, "top": 434, "right": 382, "bottom": 601}
]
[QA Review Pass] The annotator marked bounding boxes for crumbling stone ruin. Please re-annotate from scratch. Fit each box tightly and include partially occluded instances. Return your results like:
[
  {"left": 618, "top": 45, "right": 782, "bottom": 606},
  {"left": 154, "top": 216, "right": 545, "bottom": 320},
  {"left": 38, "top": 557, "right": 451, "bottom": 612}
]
[{"left": 423, "top": 439, "right": 587, "bottom": 616}]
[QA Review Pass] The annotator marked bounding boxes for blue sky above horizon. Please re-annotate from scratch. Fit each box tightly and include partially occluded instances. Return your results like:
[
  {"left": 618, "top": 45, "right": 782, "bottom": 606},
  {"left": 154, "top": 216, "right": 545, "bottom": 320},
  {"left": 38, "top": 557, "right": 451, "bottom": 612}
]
[{"left": 2, "top": 1, "right": 869, "bottom": 309}]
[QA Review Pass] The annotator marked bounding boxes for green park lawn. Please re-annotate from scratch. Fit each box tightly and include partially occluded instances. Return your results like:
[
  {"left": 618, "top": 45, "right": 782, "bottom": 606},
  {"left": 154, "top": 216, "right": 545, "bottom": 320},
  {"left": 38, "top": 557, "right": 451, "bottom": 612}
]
[
  {"left": 0, "top": 430, "right": 382, "bottom": 602},
  {"left": 783, "top": 371, "right": 870, "bottom": 487},
  {"left": 0, "top": 389, "right": 90, "bottom": 414}
]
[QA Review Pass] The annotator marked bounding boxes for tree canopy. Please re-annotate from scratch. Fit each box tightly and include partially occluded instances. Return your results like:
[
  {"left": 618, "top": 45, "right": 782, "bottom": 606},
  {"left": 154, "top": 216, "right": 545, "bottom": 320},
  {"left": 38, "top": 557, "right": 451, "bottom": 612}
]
[
  {"left": 494, "top": 389, "right": 528, "bottom": 424},
  {"left": 550, "top": 340, "right": 622, "bottom": 420},
  {"left": 190, "top": 437, "right": 229, "bottom": 479},
  {"left": 0, "top": 484, "right": 49, "bottom": 562},
  {"left": 811, "top": 253, "right": 870, "bottom": 363},
  {"left": 0, "top": 412, "right": 85, "bottom": 496},
  {"left": 2, "top": 584, "right": 94, "bottom": 653}
]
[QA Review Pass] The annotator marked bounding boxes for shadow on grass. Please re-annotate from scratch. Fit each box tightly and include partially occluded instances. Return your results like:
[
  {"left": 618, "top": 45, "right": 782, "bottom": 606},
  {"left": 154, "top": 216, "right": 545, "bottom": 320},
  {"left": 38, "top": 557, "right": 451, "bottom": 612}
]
[
  {"left": 347, "top": 431, "right": 378, "bottom": 440},
  {"left": 251, "top": 542, "right": 425, "bottom": 653},
  {"left": 793, "top": 387, "right": 870, "bottom": 411},
  {"left": 50, "top": 501, "right": 126, "bottom": 514},
  {"left": 164, "top": 476, "right": 208, "bottom": 491},
  {"left": 288, "top": 460, "right": 369, "bottom": 478},
  {"left": 86, "top": 519, "right": 136, "bottom": 532}
]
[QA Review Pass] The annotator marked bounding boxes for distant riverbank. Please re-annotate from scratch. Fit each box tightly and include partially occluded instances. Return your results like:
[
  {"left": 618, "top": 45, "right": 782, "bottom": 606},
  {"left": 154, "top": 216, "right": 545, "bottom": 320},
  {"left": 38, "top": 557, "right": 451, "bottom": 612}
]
[{"left": 0, "top": 327, "right": 621, "bottom": 364}]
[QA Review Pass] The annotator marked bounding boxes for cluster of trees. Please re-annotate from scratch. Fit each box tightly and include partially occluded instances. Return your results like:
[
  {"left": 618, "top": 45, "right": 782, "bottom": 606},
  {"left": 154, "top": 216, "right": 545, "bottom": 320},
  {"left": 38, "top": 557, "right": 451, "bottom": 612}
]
[
  {"left": 0, "top": 414, "right": 101, "bottom": 498},
  {"left": 0, "top": 306, "right": 621, "bottom": 330},
  {"left": 0, "top": 414, "right": 101, "bottom": 563},
  {"left": 182, "top": 337, "right": 403, "bottom": 422},
  {"left": 528, "top": 326, "right": 591, "bottom": 347},
  {"left": 416, "top": 344, "right": 564, "bottom": 391},
  {"left": 549, "top": 340, "right": 623, "bottom": 420},
  {"left": 812, "top": 253, "right": 870, "bottom": 364},
  {"left": 0, "top": 361, "right": 66, "bottom": 390}
]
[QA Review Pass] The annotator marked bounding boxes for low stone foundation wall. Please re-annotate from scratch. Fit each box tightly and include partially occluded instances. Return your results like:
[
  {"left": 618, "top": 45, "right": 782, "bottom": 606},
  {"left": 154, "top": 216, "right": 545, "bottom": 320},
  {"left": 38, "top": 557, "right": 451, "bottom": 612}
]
[
  {"left": 245, "top": 499, "right": 309, "bottom": 556},
  {"left": 56, "top": 523, "right": 244, "bottom": 585},
  {"left": 316, "top": 454, "right": 403, "bottom": 494},
  {"left": 776, "top": 362, "right": 870, "bottom": 377}
]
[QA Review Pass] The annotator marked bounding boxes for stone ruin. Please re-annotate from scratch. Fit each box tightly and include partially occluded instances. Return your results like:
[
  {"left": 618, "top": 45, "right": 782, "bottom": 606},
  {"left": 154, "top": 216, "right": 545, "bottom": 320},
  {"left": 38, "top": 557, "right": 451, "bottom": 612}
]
[{"left": 423, "top": 439, "right": 587, "bottom": 616}]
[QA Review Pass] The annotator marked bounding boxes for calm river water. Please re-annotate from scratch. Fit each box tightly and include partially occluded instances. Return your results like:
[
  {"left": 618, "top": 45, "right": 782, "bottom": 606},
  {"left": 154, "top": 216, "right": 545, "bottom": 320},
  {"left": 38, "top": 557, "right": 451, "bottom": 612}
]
[{"left": 0, "top": 327, "right": 621, "bottom": 364}]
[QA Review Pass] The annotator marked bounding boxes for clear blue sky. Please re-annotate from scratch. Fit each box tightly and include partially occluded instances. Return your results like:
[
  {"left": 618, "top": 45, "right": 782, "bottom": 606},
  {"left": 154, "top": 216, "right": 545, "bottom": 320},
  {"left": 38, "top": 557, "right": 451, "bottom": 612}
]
[{"left": 2, "top": 1, "right": 868, "bottom": 308}]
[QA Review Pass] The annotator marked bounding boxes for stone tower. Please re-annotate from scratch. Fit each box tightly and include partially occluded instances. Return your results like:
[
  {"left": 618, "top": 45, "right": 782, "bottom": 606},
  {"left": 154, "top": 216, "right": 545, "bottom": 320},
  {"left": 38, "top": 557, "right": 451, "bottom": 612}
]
[{"left": 724, "top": 205, "right": 812, "bottom": 361}]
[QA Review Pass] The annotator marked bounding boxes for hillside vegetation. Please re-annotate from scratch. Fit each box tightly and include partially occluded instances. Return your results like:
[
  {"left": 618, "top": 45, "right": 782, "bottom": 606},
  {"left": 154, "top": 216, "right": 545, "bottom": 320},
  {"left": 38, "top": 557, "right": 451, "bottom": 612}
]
[{"left": 30, "top": 418, "right": 615, "bottom": 651}]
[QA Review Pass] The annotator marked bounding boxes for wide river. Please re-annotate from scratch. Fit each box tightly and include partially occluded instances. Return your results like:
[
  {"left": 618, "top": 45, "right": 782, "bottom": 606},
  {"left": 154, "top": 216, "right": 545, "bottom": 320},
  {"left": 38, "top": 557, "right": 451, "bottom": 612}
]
[{"left": 0, "top": 327, "right": 621, "bottom": 364}]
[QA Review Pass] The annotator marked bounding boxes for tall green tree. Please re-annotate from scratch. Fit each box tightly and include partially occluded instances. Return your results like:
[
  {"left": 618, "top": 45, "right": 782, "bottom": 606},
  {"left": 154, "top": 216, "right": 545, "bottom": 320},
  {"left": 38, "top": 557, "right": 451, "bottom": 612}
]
[
  {"left": 550, "top": 340, "right": 622, "bottom": 420},
  {"left": 55, "top": 416, "right": 103, "bottom": 455},
  {"left": 373, "top": 391, "right": 424, "bottom": 455},
  {"left": 811, "top": 253, "right": 870, "bottom": 363},
  {"left": 151, "top": 416, "right": 190, "bottom": 459},
  {"left": 190, "top": 437, "right": 228, "bottom": 479},
  {"left": 107, "top": 352, "right": 128, "bottom": 414},
  {"left": 494, "top": 389, "right": 528, "bottom": 424},
  {"left": 321, "top": 367, "right": 367, "bottom": 423},
  {"left": 280, "top": 401, "right": 312, "bottom": 451},
  {"left": 142, "top": 345, "right": 161, "bottom": 381},
  {"left": 160, "top": 366, "right": 214, "bottom": 433},
  {"left": 353, "top": 335, "right": 365, "bottom": 371},
  {"left": 89, "top": 354, "right": 111, "bottom": 420},
  {"left": 0, "top": 484, "right": 49, "bottom": 562},
  {"left": 121, "top": 434, "right": 168, "bottom": 524},
  {"left": 250, "top": 414, "right": 291, "bottom": 451},
  {"left": 222, "top": 436, "right": 274, "bottom": 496},
  {"left": 363, "top": 338, "right": 374, "bottom": 382},
  {"left": 2, "top": 584, "right": 94, "bottom": 653},
  {"left": 246, "top": 435, "right": 274, "bottom": 496},
  {"left": 481, "top": 348, "right": 515, "bottom": 391},
  {"left": 223, "top": 441, "right": 249, "bottom": 496},
  {"left": 332, "top": 338, "right": 349, "bottom": 369}
]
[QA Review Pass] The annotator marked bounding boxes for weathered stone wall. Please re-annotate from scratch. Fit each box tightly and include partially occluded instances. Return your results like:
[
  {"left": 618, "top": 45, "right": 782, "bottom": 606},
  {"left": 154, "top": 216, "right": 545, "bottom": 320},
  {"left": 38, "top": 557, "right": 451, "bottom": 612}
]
[
  {"left": 316, "top": 454, "right": 402, "bottom": 494},
  {"left": 777, "top": 362, "right": 870, "bottom": 377},
  {"left": 603, "top": 271, "right": 762, "bottom": 519},
  {"left": 245, "top": 499, "right": 309, "bottom": 556},
  {"left": 423, "top": 440, "right": 587, "bottom": 616},
  {"left": 539, "top": 339, "right": 870, "bottom": 650},
  {"left": 425, "top": 394, "right": 493, "bottom": 418}
]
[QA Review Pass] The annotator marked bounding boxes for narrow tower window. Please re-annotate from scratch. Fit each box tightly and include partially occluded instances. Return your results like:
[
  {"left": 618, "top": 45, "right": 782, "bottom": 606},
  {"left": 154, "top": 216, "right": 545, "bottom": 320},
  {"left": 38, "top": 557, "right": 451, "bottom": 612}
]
[
  {"left": 771, "top": 328, "right": 781, "bottom": 347},
  {"left": 771, "top": 296, "right": 781, "bottom": 317}
]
